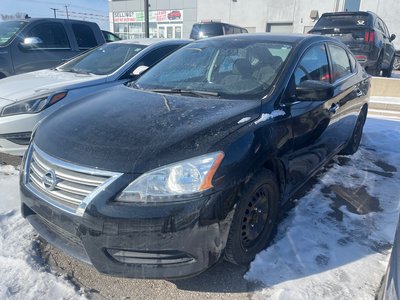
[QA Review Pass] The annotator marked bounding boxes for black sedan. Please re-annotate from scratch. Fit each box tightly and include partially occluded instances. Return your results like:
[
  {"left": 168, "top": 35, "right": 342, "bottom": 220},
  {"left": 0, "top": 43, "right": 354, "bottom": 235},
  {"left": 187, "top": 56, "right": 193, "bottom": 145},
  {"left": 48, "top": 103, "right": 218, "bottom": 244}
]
[{"left": 20, "top": 34, "right": 370, "bottom": 279}]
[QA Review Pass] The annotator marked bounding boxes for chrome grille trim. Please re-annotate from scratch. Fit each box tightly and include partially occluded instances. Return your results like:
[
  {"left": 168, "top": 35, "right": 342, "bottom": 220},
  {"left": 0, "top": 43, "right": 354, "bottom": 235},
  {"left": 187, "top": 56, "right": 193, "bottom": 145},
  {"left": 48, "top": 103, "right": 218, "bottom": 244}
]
[{"left": 25, "top": 144, "right": 123, "bottom": 216}]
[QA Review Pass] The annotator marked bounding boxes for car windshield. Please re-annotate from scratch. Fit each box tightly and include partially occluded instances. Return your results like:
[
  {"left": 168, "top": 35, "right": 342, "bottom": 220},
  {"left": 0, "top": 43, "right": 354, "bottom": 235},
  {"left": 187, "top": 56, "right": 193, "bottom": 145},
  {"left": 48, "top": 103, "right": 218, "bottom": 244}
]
[
  {"left": 58, "top": 43, "right": 146, "bottom": 75},
  {"left": 0, "top": 21, "right": 27, "bottom": 46},
  {"left": 315, "top": 15, "right": 370, "bottom": 28},
  {"left": 135, "top": 39, "right": 292, "bottom": 99}
]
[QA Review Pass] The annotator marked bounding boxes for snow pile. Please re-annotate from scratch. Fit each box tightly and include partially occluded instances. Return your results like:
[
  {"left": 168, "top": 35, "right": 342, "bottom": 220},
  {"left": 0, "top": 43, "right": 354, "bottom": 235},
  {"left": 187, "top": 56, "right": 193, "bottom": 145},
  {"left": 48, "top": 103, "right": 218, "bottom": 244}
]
[
  {"left": 0, "top": 165, "right": 85, "bottom": 299},
  {"left": 254, "top": 110, "right": 286, "bottom": 125},
  {"left": 246, "top": 117, "right": 400, "bottom": 299}
]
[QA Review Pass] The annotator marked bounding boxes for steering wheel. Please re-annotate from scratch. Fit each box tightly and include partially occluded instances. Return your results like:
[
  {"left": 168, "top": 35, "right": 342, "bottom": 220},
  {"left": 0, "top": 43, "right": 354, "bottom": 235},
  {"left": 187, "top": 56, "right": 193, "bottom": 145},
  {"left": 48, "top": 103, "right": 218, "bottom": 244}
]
[{"left": 298, "top": 65, "right": 312, "bottom": 80}]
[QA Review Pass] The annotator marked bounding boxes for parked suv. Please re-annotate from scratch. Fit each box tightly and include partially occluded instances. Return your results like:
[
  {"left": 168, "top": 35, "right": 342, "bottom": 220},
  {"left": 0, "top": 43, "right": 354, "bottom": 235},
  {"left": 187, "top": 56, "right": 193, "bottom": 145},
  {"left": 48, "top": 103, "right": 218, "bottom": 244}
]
[
  {"left": 190, "top": 21, "right": 248, "bottom": 40},
  {"left": 309, "top": 11, "right": 396, "bottom": 77},
  {"left": 0, "top": 18, "right": 106, "bottom": 78}
]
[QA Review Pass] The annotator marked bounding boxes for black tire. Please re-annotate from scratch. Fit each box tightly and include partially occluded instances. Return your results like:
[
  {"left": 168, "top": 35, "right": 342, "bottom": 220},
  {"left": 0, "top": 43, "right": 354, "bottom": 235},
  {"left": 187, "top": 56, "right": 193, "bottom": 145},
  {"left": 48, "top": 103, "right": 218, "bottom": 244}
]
[
  {"left": 340, "top": 108, "right": 367, "bottom": 155},
  {"left": 394, "top": 55, "right": 400, "bottom": 71},
  {"left": 225, "top": 169, "right": 279, "bottom": 265},
  {"left": 370, "top": 53, "right": 383, "bottom": 76},
  {"left": 382, "top": 55, "right": 395, "bottom": 77}
]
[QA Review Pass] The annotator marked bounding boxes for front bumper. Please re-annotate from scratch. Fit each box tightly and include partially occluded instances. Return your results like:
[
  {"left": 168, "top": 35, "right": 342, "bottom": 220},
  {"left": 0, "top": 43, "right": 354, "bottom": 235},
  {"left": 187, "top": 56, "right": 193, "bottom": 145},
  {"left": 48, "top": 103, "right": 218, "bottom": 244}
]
[
  {"left": 20, "top": 174, "right": 234, "bottom": 279},
  {"left": 0, "top": 112, "right": 41, "bottom": 156},
  {"left": 0, "top": 138, "right": 28, "bottom": 156}
]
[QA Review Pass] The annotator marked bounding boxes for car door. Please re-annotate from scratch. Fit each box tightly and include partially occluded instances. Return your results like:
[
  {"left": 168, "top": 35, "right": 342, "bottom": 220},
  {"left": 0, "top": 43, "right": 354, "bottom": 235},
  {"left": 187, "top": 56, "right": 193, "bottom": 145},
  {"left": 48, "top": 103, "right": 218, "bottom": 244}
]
[
  {"left": 381, "top": 20, "right": 396, "bottom": 67},
  {"left": 375, "top": 18, "right": 394, "bottom": 68},
  {"left": 11, "top": 20, "right": 76, "bottom": 74},
  {"left": 283, "top": 42, "right": 353, "bottom": 197}
]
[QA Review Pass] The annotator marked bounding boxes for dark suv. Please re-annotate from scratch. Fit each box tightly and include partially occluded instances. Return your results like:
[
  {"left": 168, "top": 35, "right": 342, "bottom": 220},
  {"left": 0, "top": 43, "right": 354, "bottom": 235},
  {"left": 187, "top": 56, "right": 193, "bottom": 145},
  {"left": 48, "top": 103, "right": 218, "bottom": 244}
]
[
  {"left": 309, "top": 11, "right": 396, "bottom": 77},
  {"left": 190, "top": 22, "right": 248, "bottom": 40}
]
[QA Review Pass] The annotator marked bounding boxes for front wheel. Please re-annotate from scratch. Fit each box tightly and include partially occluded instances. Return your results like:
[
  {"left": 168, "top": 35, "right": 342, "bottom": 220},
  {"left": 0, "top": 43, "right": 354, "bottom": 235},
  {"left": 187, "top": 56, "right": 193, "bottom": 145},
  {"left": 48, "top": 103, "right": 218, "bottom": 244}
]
[
  {"left": 393, "top": 55, "right": 400, "bottom": 71},
  {"left": 340, "top": 108, "right": 367, "bottom": 155},
  {"left": 225, "top": 169, "right": 279, "bottom": 265}
]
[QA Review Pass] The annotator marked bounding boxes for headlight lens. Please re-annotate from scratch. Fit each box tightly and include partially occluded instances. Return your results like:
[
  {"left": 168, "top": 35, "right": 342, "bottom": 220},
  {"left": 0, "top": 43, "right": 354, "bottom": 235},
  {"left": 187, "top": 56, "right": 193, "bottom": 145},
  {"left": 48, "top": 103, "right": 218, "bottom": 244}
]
[
  {"left": 116, "top": 152, "right": 224, "bottom": 203},
  {"left": 0, "top": 91, "right": 67, "bottom": 117}
]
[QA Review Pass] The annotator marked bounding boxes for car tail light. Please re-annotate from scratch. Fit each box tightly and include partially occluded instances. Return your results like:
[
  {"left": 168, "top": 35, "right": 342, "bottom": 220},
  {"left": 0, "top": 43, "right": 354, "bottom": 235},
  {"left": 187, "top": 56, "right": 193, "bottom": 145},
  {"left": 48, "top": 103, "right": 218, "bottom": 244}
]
[
  {"left": 365, "top": 31, "right": 375, "bottom": 43},
  {"left": 355, "top": 55, "right": 367, "bottom": 62}
]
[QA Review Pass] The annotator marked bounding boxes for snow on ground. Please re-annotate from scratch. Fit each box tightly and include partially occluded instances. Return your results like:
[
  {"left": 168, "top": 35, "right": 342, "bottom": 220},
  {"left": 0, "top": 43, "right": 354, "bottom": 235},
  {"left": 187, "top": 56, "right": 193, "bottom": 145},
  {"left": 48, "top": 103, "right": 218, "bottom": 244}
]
[
  {"left": 0, "top": 166, "right": 85, "bottom": 299},
  {"left": 0, "top": 117, "right": 399, "bottom": 300},
  {"left": 246, "top": 117, "right": 400, "bottom": 299}
]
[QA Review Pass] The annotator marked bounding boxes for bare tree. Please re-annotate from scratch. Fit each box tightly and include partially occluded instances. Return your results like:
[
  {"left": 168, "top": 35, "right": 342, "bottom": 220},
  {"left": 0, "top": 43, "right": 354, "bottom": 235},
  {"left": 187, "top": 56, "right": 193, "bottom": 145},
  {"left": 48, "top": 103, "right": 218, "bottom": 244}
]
[{"left": 1, "top": 12, "right": 27, "bottom": 21}]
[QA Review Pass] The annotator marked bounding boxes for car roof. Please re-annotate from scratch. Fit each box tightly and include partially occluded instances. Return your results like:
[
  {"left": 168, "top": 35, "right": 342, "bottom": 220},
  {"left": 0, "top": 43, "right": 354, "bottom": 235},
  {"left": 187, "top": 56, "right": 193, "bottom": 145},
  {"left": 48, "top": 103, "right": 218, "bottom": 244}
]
[
  {"left": 320, "top": 11, "right": 376, "bottom": 19},
  {"left": 110, "top": 38, "right": 192, "bottom": 46},
  {"left": 193, "top": 21, "right": 245, "bottom": 27},
  {"left": 12, "top": 18, "right": 97, "bottom": 25},
  {"left": 195, "top": 33, "right": 322, "bottom": 44}
]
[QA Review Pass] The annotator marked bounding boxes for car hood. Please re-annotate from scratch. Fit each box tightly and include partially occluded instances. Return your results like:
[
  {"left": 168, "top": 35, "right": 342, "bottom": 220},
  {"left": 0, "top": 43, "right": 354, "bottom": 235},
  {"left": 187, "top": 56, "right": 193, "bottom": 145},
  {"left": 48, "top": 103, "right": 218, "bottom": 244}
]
[
  {"left": 0, "top": 69, "right": 107, "bottom": 103},
  {"left": 34, "top": 85, "right": 261, "bottom": 173}
]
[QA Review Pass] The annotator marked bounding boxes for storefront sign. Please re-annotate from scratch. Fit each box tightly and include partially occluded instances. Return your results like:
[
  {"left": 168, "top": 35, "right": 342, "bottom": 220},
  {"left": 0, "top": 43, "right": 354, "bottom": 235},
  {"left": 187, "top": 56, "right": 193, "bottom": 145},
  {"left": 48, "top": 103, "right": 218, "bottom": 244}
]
[{"left": 113, "top": 10, "right": 183, "bottom": 23}]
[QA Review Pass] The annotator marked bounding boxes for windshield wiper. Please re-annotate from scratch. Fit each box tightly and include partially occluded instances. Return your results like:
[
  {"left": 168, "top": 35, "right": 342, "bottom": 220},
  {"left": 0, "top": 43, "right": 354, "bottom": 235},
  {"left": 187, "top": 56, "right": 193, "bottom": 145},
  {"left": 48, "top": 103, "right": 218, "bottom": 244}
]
[
  {"left": 149, "top": 89, "right": 220, "bottom": 98},
  {"left": 62, "top": 68, "right": 94, "bottom": 75}
]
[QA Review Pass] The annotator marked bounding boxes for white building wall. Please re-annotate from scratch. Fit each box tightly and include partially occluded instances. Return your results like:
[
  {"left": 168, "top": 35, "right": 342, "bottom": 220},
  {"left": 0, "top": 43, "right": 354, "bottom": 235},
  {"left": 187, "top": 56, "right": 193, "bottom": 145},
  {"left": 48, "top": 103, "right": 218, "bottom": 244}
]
[
  {"left": 109, "top": 0, "right": 400, "bottom": 48},
  {"left": 196, "top": 0, "right": 344, "bottom": 33}
]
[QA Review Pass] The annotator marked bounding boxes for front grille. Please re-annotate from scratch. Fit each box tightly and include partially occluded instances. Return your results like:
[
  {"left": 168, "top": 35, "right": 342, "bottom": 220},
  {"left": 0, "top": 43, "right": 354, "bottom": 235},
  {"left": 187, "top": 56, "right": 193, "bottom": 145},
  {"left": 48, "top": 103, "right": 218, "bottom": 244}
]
[{"left": 26, "top": 145, "right": 121, "bottom": 215}]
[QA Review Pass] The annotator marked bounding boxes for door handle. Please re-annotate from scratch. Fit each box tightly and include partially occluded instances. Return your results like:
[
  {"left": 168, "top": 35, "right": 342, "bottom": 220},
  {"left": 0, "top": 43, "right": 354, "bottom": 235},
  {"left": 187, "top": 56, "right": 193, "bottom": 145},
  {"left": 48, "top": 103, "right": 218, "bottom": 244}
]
[
  {"left": 329, "top": 103, "right": 339, "bottom": 114},
  {"left": 356, "top": 89, "right": 363, "bottom": 97}
]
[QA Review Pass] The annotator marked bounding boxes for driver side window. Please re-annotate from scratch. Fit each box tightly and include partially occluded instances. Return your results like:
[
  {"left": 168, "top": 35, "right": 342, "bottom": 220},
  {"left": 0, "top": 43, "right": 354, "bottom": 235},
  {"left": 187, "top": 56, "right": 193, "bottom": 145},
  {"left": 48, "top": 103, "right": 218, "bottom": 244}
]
[{"left": 294, "top": 44, "right": 330, "bottom": 86}]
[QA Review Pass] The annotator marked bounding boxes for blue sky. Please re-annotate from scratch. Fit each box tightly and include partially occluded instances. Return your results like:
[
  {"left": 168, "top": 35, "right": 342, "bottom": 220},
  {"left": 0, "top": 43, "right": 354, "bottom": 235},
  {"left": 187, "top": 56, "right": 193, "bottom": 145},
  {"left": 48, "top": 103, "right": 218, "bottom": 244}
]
[{"left": 0, "top": 0, "right": 109, "bottom": 29}]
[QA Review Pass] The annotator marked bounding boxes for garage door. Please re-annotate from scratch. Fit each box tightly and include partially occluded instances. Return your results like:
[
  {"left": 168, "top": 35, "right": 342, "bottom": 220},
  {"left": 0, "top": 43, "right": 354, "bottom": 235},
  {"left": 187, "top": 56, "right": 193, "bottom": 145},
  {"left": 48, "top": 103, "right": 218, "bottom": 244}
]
[{"left": 266, "top": 23, "right": 293, "bottom": 33}]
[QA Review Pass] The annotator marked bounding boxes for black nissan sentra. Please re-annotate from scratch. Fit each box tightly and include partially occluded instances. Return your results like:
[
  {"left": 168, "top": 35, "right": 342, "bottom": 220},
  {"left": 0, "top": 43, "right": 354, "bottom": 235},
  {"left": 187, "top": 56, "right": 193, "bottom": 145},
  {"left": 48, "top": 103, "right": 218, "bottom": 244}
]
[{"left": 20, "top": 34, "right": 370, "bottom": 279}]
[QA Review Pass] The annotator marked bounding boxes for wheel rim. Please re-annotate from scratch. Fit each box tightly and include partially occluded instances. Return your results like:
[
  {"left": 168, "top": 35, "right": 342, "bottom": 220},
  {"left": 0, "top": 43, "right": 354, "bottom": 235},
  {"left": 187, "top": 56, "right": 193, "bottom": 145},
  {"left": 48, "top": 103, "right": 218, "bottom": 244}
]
[{"left": 240, "top": 185, "right": 272, "bottom": 250}]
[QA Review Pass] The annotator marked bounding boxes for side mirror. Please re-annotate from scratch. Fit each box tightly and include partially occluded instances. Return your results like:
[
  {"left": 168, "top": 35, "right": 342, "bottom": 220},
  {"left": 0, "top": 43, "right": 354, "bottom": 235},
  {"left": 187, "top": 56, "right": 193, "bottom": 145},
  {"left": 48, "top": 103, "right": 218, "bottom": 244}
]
[
  {"left": 390, "top": 34, "right": 396, "bottom": 42},
  {"left": 131, "top": 65, "right": 149, "bottom": 77},
  {"left": 20, "top": 37, "right": 43, "bottom": 48},
  {"left": 296, "top": 80, "right": 334, "bottom": 101}
]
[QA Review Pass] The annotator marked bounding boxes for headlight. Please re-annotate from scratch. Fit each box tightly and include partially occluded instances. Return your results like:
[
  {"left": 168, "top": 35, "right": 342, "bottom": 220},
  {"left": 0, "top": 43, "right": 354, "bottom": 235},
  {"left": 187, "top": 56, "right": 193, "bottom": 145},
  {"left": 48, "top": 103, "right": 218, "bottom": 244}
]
[
  {"left": 0, "top": 91, "right": 67, "bottom": 117},
  {"left": 116, "top": 152, "right": 224, "bottom": 203}
]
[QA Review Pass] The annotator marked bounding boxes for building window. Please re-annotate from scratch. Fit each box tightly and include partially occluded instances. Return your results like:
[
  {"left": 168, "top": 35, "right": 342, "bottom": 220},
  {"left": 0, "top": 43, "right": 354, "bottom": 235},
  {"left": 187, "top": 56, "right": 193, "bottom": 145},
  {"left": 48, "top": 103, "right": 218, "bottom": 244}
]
[
  {"left": 344, "top": 0, "right": 361, "bottom": 12},
  {"left": 112, "top": 10, "right": 184, "bottom": 39}
]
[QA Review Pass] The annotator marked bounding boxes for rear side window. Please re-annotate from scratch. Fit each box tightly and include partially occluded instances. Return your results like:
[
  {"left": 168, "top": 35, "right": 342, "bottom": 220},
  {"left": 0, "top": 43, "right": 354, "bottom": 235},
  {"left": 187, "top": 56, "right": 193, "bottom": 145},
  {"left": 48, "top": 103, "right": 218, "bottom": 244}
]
[
  {"left": 123, "top": 44, "right": 183, "bottom": 78},
  {"left": 26, "top": 22, "right": 70, "bottom": 49},
  {"left": 233, "top": 27, "right": 242, "bottom": 34},
  {"left": 72, "top": 24, "right": 97, "bottom": 49},
  {"left": 375, "top": 18, "right": 385, "bottom": 34},
  {"left": 348, "top": 52, "right": 357, "bottom": 72},
  {"left": 328, "top": 44, "right": 352, "bottom": 81},
  {"left": 294, "top": 44, "right": 330, "bottom": 86}
]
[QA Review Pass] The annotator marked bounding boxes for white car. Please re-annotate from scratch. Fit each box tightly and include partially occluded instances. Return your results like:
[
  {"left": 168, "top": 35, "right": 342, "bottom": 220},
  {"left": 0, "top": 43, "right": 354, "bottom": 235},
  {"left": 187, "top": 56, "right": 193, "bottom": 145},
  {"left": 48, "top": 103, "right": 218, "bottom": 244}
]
[{"left": 0, "top": 38, "right": 190, "bottom": 155}]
